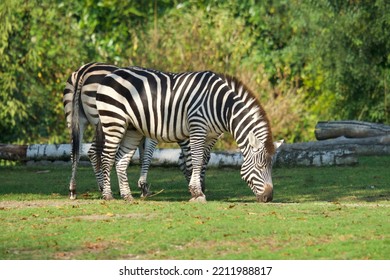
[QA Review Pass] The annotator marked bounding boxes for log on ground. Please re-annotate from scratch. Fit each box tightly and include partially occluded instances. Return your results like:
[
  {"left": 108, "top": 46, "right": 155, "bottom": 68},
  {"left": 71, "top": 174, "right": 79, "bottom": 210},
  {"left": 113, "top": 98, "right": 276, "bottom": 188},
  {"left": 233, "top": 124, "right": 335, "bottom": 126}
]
[
  {"left": 274, "top": 142, "right": 358, "bottom": 167},
  {"left": 2, "top": 135, "right": 389, "bottom": 167},
  {"left": 0, "top": 144, "right": 27, "bottom": 161},
  {"left": 315, "top": 120, "right": 390, "bottom": 140}
]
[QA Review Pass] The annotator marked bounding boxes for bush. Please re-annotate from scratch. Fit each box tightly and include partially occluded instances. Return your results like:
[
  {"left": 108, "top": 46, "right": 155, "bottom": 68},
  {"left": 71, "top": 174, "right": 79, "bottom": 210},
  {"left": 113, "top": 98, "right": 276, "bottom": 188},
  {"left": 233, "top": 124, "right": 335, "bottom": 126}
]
[{"left": 0, "top": 0, "right": 388, "bottom": 146}]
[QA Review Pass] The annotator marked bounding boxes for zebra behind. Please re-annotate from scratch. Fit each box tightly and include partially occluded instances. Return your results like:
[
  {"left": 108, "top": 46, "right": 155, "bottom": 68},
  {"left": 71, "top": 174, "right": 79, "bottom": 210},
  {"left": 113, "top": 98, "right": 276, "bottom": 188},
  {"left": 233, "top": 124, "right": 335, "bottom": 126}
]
[
  {"left": 63, "top": 62, "right": 120, "bottom": 199},
  {"left": 95, "top": 67, "right": 283, "bottom": 202},
  {"left": 64, "top": 62, "right": 161, "bottom": 199}
]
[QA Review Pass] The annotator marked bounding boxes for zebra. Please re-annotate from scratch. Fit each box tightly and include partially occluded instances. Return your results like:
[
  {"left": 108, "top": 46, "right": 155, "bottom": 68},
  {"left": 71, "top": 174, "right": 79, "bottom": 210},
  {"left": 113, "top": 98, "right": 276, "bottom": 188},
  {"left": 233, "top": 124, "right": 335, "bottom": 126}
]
[
  {"left": 63, "top": 62, "right": 156, "bottom": 199},
  {"left": 95, "top": 67, "right": 283, "bottom": 203},
  {"left": 63, "top": 62, "right": 207, "bottom": 199}
]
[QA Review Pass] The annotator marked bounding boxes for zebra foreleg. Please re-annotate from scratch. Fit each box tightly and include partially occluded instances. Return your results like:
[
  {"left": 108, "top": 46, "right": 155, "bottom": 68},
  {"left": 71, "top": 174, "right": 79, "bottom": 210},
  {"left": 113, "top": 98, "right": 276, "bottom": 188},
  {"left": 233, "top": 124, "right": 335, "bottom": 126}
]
[
  {"left": 188, "top": 130, "right": 207, "bottom": 203},
  {"left": 179, "top": 136, "right": 218, "bottom": 193},
  {"left": 137, "top": 138, "right": 158, "bottom": 197}
]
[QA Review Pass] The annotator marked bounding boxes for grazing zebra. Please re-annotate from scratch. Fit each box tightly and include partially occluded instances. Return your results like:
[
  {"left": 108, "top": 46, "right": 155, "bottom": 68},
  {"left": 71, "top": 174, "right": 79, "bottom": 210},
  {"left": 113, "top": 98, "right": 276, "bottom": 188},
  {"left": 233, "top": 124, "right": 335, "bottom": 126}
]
[
  {"left": 63, "top": 62, "right": 158, "bottom": 199},
  {"left": 63, "top": 62, "right": 205, "bottom": 199},
  {"left": 95, "top": 67, "right": 283, "bottom": 202}
]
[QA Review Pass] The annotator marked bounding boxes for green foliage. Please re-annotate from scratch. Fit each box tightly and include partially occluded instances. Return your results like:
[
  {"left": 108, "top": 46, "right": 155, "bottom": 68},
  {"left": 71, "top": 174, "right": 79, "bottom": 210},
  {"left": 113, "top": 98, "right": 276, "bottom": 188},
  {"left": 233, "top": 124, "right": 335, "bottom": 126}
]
[
  {"left": 0, "top": 0, "right": 87, "bottom": 144},
  {"left": 0, "top": 156, "right": 389, "bottom": 259},
  {"left": 297, "top": 0, "right": 390, "bottom": 123},
  {"left": 0, "top": 0, "right": 388, "bottom": 145}
]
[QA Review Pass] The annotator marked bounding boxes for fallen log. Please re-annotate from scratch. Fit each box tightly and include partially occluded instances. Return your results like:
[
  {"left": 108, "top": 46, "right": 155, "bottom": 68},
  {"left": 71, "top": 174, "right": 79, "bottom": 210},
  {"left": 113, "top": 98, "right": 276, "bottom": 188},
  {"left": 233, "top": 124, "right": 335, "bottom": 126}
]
[
  {"left": 329, "top": 135, "right": 390, "bottom": 155},
  {"left": 315, "top": 120, "right": 390, "bottom": 140},
  {"left": 0, "top": 141, "right": 364, "bottom": 167},
  {"left": 24, "top": 144, "right": 244, "bottom": 167},
  {"left": 0, "top": 144, "right": 28, "bottom": 161},
  {"left": 274, "top": 134, "right": 390, "bottom": 167},
  {"left": 1, "top": 132, "right": 389, "bottom": 166},
  {"left": 274, "top": 141, "right": 358, "bottom": 167}
]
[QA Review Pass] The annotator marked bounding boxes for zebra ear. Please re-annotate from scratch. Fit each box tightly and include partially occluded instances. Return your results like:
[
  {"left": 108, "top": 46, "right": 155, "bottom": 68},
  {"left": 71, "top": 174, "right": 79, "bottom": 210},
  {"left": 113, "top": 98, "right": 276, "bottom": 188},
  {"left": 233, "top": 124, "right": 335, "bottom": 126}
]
[
  {"left": 248, "top": 131, "right": 263, "bottom": 150},
  {"left": 274, "top": 139, "right": 284, "bottom": 150}
]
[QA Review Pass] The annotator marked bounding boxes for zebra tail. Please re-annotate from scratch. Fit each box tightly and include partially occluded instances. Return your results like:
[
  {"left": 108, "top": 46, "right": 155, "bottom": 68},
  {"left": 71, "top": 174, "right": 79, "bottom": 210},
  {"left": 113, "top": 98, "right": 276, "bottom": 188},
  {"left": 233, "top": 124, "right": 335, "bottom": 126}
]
[
  {"left": 95, "top": 120, "right": 104, "bottom": 171},
  {"left": 71, "top": 77, "right": 82, "bottom": 165}
]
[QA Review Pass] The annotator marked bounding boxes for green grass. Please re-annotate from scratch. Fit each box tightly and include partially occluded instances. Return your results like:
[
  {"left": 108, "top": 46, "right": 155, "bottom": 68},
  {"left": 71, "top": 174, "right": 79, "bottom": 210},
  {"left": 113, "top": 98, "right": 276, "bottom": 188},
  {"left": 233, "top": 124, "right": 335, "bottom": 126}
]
[{"left": 0, "top": 156, "right": 389, "bottom": 260}]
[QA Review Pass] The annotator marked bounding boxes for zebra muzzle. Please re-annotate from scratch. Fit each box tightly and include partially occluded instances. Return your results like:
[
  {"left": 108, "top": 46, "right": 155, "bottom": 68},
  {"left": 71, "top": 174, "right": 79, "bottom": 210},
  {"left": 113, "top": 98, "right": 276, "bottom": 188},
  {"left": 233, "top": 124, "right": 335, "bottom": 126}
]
[{"left": 256, "top": 183, "right": 273, "bottom": 203}]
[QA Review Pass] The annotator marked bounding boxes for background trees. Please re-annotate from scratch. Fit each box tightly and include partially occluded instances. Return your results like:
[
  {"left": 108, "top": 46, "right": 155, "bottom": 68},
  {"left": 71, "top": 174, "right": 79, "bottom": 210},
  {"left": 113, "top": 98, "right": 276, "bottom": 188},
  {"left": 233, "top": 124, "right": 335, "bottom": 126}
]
[{"left": 1, "top": 0, "right": 388, "bottom": 146}]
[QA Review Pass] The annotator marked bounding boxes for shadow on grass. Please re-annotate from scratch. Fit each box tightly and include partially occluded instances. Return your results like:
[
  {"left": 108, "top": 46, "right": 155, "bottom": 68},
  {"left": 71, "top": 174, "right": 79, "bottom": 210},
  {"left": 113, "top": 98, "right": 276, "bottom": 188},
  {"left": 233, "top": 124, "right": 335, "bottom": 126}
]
[
  {"left": 271, "top": 156, "right": 390, "bottom": 203},
  {"left": 0, "top": 156, "right": 389, "bottom": 203}
]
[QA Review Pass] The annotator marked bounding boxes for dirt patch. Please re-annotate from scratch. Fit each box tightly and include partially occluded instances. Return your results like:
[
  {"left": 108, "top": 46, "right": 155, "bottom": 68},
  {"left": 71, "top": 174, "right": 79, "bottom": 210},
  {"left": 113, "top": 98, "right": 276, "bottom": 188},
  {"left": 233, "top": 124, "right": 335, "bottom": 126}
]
[
  {"left": 0, "top": 199, "right": 95, "bottom": 209},
  {"left": 72, "top": 213, "right": 156, "bottom": 221},
  {"left": 53, "top": 241, "right": 112, "bottom": 260}
]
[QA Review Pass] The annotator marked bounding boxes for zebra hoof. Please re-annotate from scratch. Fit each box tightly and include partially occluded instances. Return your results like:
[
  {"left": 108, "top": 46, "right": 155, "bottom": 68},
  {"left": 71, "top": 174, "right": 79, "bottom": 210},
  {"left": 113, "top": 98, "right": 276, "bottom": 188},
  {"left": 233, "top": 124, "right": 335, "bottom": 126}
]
[
  {"left": 123, "top": 195, "right": 134, "bottom": 202},
  {"left": 140, "top": 191, "right": 154, "bottom": 198},
  {"left": 103, "top": 193, "right": 114, "bottom": 200},
  {"left": 139, "top": 182, "right": 151, "bottom": 198},
  {"left": 189, "top": 196, "right": 207, "bottom": 203},
  {"left": 69, "top": 191, "right": 77, "bottom": 200}
]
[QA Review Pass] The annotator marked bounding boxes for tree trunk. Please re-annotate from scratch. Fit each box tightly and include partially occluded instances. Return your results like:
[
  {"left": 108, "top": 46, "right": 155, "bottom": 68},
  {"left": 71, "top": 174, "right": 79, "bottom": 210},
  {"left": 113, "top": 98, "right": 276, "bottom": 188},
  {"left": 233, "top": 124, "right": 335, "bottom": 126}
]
[{"left": 315, "top": 120, "right": 390, "bottom": 140}]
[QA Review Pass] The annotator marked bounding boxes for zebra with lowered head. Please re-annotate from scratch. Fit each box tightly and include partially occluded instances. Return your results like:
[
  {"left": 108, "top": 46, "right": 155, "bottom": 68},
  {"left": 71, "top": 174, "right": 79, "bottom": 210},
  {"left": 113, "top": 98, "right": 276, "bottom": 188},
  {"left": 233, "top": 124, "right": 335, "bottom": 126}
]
[{"left": 95, "top": 67, "right": 283, "bottom": 202}]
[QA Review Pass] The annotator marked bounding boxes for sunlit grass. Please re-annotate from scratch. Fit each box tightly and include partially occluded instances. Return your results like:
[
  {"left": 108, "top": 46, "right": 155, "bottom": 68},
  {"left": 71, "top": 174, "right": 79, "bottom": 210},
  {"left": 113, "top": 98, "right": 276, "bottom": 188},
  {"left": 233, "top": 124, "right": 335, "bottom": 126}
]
[{"left": 0, "top": 156, "right": 389, "bottom": 259}]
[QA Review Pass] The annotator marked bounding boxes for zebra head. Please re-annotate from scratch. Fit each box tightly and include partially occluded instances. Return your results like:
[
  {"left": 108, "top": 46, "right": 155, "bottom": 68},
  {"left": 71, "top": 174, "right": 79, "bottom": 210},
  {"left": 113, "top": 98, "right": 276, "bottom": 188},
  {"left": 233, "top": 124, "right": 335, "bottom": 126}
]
[{"left": 240, "top": 131, "right": 283, "bottom": 203}]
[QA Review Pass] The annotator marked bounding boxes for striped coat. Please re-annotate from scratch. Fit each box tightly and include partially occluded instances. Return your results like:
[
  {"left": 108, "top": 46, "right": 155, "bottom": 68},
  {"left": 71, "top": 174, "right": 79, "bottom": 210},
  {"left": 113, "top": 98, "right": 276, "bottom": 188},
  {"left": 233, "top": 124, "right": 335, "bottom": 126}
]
[
  {"left": 95, "top": 67, "right": 283, "bottom": 202},
  {"left": 63, "top": 63, "right": 209, "bottom": 199}
]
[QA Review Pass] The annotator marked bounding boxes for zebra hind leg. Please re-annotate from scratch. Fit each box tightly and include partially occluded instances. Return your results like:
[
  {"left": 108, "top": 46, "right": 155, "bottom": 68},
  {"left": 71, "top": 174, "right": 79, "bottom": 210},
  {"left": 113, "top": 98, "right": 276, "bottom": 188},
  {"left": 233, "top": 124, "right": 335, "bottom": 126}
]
[
  {"left": 115, "top": 149, "right": 134, "bottom": 202},
  {"left": 68, "top": 148, "right": 78, "bottom": 199},
  {"left": 69, "top": 158, "right": 77, "bottom": 200},
  {"left": 69, "top": 120, "right": 88, "bottom": 199},
  {"left": 114, "top": 130, "right": 145, "bottom": 202},
  {"left": 88, "top": 141, "right": 104, "bottom": 192}
]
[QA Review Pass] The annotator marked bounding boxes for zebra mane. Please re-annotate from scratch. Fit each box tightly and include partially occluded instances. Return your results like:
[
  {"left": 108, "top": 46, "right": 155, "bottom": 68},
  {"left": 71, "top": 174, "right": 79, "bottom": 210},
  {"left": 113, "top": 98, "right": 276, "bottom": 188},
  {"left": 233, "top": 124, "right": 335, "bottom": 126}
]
[{"left": 220, "top": 73, "right": 275, "bottom": 155}]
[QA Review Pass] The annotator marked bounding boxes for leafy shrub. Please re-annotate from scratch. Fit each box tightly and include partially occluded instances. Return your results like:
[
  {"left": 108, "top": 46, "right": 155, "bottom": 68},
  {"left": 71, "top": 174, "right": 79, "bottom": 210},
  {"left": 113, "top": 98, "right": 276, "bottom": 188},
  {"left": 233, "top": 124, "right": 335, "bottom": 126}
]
[{"left": 0, "top": 0, "right": 388, "bottom": 146}]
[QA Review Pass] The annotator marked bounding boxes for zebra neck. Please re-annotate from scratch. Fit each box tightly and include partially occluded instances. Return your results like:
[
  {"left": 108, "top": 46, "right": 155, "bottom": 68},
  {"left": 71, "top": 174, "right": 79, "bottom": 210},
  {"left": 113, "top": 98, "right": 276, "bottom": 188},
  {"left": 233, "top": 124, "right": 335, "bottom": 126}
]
[{"left": 228, "top": 97, "right": 271, "bottom": 152}]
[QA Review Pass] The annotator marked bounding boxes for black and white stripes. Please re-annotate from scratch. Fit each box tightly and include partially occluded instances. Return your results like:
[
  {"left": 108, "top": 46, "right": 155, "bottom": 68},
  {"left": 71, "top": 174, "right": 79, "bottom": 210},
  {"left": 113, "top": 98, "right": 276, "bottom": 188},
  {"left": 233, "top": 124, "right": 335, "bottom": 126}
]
[
  {"left": 63, "top": 62, "right": 119, "bottom": 199},
  {"left": 96, "top": 67, "right": 282, "bottom": 202},
  {"left": 63, "top": 63, "right": 160, "bottom": 199},
  {"left": 63, "top": 63, "right": 203, "bottom": 199}
]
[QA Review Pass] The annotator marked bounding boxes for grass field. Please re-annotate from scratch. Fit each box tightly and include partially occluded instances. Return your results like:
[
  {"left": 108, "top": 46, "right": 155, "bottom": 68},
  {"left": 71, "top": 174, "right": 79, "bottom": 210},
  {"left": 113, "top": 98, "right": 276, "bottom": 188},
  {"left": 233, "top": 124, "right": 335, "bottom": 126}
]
[{"left": 0, "top": 156, "right": 389, "bottom": 260}]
